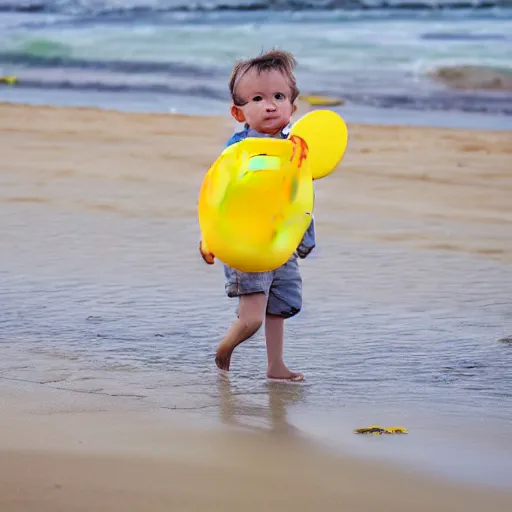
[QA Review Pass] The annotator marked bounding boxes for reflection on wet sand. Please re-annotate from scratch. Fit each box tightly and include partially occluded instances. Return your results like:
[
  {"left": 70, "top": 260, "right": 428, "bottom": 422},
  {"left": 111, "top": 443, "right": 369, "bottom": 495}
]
[{"left": 217, "top": 373, "right": 307, "bottom": 436}]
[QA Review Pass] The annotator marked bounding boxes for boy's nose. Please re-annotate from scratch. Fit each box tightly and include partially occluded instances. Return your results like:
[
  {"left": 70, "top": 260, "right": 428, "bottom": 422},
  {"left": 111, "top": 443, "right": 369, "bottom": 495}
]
[{"left": 265, "top": 100, "right": 277, "bottom": 111}]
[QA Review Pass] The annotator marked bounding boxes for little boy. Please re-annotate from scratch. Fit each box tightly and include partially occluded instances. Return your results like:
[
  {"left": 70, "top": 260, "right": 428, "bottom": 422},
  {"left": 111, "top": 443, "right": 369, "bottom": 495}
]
[{"left": 200, "top": 49, "right": 315, "bottom": 382}]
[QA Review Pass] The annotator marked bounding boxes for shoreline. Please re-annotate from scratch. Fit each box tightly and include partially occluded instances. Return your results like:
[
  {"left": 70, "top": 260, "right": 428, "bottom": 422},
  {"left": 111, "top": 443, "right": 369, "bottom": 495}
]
[
  {"left": 2, "top": 346, "right": 512, "bottom": 491},
  {"left": 2, "top": 98, "right": 510, "bottom": 134},
  {"left": 1, "top": 381, "right": 512, "bottom": 512},
  {"left": 3, "top": 89, "right": 512, "bottom": 132}
]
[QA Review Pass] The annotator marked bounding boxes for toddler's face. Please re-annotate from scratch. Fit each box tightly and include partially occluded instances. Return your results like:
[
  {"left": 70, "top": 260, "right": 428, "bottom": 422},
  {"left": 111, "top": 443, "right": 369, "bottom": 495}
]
[{"left": 231, "top": 68, "right": 296, "bottom": 135}]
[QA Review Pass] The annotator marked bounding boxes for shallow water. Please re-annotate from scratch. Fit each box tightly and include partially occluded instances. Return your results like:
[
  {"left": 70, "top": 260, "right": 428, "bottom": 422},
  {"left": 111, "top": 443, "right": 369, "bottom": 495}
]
[{"left": 1, "top": 195, "right": 511, "bottom": 487}]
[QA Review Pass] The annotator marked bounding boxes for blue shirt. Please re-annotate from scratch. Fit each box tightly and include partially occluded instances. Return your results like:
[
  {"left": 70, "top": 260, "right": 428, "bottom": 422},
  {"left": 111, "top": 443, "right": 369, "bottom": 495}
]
[{"left": 225, "top": 124, "right": 316, "bottom": 259}]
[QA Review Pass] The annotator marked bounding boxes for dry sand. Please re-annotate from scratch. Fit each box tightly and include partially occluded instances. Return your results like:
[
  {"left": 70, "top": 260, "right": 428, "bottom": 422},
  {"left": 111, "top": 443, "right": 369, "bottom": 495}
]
[
  {"left": 1, "top": 102, "right": 511, "bottom": 262},
  {"left": 1, "top": 102, "right": 511, "bottom": 511}
]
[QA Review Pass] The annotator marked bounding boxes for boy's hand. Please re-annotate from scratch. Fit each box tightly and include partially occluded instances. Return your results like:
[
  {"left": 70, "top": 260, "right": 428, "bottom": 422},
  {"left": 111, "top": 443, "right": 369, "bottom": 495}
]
[{"left": 199, "top": 240, "right": 215, "bottom": 265}]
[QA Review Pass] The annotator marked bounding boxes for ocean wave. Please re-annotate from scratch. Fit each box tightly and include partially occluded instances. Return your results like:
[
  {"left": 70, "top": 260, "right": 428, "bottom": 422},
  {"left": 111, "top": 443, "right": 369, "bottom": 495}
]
[
  {"left": 1, "top": 0, "right": 510, "bottom": 15},
  {"left": 421, "top": 32, "right": 510, "bottom": 41},
  {"left": 333, "top": 88, "right": 512, "bottom": 115},
  {"left": 3, "top": 77, "right": 228, "bottom": 100},
  {"left": 0, "top": 50, "right": 220, "bottom": 77},
  {"left": 429, "top": 65, "right": 512, "bottom": 92},
  {"left": 0, "top": 1, "right": 45, "bottom": 12}
]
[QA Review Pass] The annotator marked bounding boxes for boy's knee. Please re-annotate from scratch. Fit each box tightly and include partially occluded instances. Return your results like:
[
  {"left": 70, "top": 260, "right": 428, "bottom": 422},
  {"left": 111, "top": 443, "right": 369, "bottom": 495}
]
[{"left": 239, "top": 318, "right": 263, "bottom": 337}]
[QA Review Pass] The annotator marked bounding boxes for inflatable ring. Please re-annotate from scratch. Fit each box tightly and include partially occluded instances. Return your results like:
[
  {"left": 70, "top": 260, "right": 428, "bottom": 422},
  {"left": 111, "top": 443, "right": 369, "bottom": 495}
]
[
  {"left": 198, "top": 110, "right": 348, "bottom": 272},
  {"left": 290, "top": 109, "right": 348, "bottom": 180}
]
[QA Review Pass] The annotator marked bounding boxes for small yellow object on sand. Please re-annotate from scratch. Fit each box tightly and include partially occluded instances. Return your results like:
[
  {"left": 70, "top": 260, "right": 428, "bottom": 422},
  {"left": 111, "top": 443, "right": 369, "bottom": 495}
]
[
  {"left": 0, "top": 76, "right": 18, "bottom": 85},
  {"left": 354, "top": 425, "right": 408, "bottom": 435},
  {"left": 299, "top": 94, "right": 344, "bottom": 107}
]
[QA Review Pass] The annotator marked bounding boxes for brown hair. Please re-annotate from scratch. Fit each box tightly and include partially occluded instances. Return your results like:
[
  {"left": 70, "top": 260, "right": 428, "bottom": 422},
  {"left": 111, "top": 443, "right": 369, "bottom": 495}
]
[{"left": 229, "top": 49, "right": 300, "bottom": 106}]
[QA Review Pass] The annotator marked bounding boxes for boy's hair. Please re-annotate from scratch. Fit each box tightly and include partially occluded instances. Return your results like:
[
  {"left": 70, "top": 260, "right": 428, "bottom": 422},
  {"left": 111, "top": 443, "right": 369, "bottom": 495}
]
[{"left": 229, "top": 49, "right": 300, "bottom": 107}]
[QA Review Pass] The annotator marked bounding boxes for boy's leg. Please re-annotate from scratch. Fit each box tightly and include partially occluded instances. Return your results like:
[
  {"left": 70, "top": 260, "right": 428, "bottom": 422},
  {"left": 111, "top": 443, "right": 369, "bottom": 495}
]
[
  {"left": 265, "top": 313, "right": 304, "bottom": 381},
  {"left": 216, "top": 292, "right": 267, "bottom": 371},
  {"left": 265, "top": 257, "right": 304, "bottom": 382},
  {"left": 217, "top": 264, "right": 273, "bottom": 371}
]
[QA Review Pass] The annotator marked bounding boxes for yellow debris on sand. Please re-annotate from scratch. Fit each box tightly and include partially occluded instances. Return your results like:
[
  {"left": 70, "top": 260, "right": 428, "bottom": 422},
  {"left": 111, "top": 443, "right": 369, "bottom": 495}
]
[
  {"left": 354, "top": 425, "right": 408, "bottom": 435},
  {"left": 299, "top": 94, "right": 344, "bottom": 106},
  {"left": 0, "top": 76, "right": 18, "bottom": 85}
]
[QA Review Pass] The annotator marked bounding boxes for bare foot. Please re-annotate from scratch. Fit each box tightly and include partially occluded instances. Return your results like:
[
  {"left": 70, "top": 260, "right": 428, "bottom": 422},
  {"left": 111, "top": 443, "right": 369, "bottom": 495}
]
[
  {"left": 215, "top": 342, "right": 234, "bottom": 371},
  {"left": 267, "top": 363, "right": 304, "bottom": 382},
  {"left": 215, "top": 338, "right": 244, "bottom": 371}
]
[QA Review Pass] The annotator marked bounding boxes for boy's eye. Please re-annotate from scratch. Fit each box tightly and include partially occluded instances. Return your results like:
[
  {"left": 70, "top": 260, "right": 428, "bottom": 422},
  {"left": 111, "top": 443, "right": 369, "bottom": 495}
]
[
  {"left": 274, "top": 92, "right": 285, "bottom": 100},
  {"left": 252, "top": 95, "right": 263, "bottom": 102}
]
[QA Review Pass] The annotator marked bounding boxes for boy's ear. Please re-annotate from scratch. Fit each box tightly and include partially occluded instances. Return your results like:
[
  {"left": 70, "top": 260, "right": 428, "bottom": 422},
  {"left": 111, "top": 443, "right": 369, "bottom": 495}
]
[
  {"left": 292, "top": 102, "right": 298, "bottom": 114},
  {"left": 230, "top": 104, "right": 246, "bottom": 123}
]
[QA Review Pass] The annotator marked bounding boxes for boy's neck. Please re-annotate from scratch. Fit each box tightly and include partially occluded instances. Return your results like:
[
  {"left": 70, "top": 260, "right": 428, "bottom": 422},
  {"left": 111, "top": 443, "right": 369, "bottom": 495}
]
[{"left": 244, "top": 122, "right": 291, "bottom": 138}]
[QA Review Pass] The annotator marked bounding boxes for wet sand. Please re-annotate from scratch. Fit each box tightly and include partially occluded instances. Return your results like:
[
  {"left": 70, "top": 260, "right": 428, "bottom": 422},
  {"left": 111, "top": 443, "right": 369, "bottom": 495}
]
[
  {"left": 1, "top": 383, "right": 512, "bottom": 512},
  {"left": 1, "top": 102, "right": 512, "bottom": 510}
]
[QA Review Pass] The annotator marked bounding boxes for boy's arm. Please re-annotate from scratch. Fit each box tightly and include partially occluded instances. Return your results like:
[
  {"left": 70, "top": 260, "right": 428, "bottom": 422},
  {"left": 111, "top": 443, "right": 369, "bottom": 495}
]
[{"left": 296, "top": 216, "right": 316, "bottom": 259}]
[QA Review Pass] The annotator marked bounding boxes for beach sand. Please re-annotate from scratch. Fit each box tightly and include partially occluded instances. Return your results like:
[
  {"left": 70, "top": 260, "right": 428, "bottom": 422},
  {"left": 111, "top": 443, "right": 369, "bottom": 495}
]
[
  {"left": 2, "top": 383, "right": 512, "bottom": 512},
  {"left": 1, "top": 102, "right": 510, "bottom": 262},
  {"left": 1, "top": 102, "right": 511, "bottom": 511}
]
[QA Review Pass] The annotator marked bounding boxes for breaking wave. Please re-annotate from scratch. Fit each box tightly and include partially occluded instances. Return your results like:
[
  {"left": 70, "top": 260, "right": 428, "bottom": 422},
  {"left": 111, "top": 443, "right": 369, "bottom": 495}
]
[{"left": 1, "top": 0, "right": 510, "bottom": 15}]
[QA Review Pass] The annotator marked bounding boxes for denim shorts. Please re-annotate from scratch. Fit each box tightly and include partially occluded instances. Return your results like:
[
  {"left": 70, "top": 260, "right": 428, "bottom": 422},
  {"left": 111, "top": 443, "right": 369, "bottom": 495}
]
[{"left": 223, "top": 255, "right": 302, "bottom": 319}]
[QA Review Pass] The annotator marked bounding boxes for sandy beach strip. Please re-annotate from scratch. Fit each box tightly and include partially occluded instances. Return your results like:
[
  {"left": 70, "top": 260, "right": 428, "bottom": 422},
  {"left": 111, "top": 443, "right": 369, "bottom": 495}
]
[
  {"left": 1, "top": 383, "right": 512, "bottom": 512},
  {"left": 1, "top": 102, "right": 511, "bottom": 263}
]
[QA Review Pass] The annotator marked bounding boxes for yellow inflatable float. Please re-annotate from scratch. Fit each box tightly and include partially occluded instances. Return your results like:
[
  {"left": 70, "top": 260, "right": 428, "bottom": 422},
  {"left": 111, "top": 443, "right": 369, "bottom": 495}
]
[{"left": 198, "top": 110, "right": 348, "bottom": 272}]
